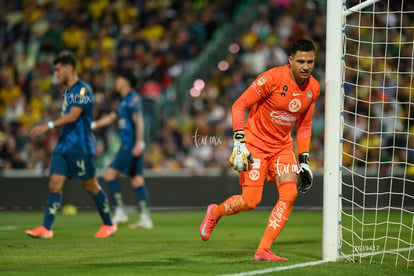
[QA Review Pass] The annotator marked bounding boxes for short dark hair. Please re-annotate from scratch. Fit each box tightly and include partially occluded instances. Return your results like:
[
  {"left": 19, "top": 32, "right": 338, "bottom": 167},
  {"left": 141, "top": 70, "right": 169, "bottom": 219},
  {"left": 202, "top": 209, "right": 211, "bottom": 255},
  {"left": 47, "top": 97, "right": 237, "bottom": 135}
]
[
  {"left": 116, "top": 68, "right": 138, "bottom": 87},
  {"left": 53, "top": 51, "right": 77, "bottom": 68},
  {"left": 290, "top": 39, "right": 315, "bottom": 56}
]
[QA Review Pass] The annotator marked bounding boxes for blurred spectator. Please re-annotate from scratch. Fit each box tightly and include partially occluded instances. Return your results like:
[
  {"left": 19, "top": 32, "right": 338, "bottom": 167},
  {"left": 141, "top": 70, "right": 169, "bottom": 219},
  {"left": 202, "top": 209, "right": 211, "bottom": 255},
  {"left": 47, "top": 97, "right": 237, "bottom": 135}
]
[
  {"left": 141, "top": 80, "right": 162, "bottom": 138},
  {"left": 0, "top": 70, "right": 22, "bottom": 116}
]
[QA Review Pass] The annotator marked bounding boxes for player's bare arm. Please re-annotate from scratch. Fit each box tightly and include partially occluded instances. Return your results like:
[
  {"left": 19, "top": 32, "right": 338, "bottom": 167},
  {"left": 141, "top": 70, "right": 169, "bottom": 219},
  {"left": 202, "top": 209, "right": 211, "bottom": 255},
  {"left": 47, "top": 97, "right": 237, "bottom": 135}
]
[
  {"left": 132, "top": 111, "right": 145, "bottom": 157},
  {"left": 30, "top": 106, "right": 83, "bottom": 138},
  {"left": 91, "top": 112, "right": 117, "bottom": 130},
  {"left": 56, "top": 106, "right": 83, "bottom": 125}
]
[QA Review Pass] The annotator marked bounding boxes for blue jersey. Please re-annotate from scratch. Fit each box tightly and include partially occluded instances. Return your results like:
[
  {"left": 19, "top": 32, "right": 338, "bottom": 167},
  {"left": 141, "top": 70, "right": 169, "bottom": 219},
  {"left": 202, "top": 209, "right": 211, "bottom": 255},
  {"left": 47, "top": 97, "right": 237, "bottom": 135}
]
[
  {"left": 115, "top": 91, "right": 143, "bottom": 147},
  {"left": 54, "top": 80, "right": 95, "bottom": 156}
]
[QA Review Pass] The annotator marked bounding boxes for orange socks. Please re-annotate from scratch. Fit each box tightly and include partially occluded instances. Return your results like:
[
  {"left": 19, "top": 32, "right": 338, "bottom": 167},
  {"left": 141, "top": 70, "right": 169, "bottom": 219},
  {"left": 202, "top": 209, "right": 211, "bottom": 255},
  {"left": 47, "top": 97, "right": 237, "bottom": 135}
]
[
  {"left": 212, "top": 195, "right": 247, "bottom": 218},
  {"left": 212, "top": 186, "right": 263, "bottom": 218},
  {"left": 257, "top": 181, "right": 298, "bottom": 253},
  {"left": 211, "top": 182, "right": 297, "bottom": 254}
]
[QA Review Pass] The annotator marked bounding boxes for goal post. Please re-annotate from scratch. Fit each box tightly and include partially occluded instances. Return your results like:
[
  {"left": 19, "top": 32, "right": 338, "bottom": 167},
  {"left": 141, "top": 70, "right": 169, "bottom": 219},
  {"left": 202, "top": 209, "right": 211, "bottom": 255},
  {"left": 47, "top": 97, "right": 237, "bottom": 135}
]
[
  {"left": 323, "top": 0, "right": 344, "bottom": 262},
  {"left": 323, "top": 0, "right": 414, "bottom": 267}
]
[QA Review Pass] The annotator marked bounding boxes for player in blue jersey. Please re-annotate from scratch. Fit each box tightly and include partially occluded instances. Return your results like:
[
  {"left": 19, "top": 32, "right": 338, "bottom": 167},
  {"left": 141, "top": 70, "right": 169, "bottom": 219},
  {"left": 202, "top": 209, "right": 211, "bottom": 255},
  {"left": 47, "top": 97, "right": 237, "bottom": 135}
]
[
  {"left": 26, "top": 51, "right": 117, "bottom": 238},
  {"left": 92, "top": 69, "right": 153, "bottom": 229}
]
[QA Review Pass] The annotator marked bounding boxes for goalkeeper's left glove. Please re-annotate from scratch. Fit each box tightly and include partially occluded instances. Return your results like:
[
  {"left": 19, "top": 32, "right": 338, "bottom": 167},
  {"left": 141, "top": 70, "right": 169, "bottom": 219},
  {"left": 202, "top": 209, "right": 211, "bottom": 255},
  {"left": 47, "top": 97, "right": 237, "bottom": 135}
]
[
  {"left": 229, "top": 130, "right": 254, "bottom": 172},
  {"left": 297, "top": 152, "right": 313, "bottom": 193}
]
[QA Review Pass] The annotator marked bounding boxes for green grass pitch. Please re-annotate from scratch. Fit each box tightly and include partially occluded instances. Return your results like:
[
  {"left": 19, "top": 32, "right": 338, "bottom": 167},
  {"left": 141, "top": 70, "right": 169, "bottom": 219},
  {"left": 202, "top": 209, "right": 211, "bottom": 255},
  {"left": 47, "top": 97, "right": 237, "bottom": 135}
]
[{"left": 0, "top": 209, "right": 412, "bottom": 275}]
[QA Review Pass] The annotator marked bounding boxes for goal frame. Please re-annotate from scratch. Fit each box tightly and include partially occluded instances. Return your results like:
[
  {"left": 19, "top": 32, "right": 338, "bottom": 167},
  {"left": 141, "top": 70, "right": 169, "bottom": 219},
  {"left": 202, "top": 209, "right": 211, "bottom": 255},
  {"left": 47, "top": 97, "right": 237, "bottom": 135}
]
[{"left": 322, "top": 0, "right": 382, "bottom": 262}]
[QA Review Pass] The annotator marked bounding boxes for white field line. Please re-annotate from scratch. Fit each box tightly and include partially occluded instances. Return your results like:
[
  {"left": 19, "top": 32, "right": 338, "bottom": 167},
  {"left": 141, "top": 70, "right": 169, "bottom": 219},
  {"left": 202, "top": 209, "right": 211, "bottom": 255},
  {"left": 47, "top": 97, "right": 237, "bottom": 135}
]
[
  {"left": 221, "top": 246, "right": 414, "bottom": 276},
  {"left": 0, "top": 226, "right": 18, "bottom": 231},
  {"left": 221, "top": 259, "right": 332, "bottom": 276}
]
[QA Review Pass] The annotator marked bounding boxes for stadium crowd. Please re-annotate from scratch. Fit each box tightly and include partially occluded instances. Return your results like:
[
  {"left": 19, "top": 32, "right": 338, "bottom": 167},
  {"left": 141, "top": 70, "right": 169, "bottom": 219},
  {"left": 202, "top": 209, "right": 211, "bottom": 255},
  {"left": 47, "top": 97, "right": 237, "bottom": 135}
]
[
  {"left": 341, "top": 0, "right": 414, "bottom": 174},
  {"left": 0, "top": 0, "right": 237, "bottom": 174},
  {"left": 2, "top": 0, "right": 410, "bottom": 176}
]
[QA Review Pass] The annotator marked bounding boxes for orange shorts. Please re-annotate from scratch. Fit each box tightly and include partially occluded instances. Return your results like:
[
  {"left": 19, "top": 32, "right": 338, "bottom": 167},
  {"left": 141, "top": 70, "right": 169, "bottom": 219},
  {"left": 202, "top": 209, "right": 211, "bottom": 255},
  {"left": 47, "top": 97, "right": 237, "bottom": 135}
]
[{"left": 239, "top": 143, "right": 299, "bottom": 186}]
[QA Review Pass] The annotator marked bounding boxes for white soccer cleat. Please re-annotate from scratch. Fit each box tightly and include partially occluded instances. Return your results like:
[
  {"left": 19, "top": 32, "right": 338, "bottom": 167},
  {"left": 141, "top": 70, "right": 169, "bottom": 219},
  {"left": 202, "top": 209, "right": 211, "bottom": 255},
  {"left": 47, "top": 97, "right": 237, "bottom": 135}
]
[
  {"left": 128, "top": 214, "right": 153, "bottom": 229},
  {"left": 112, "top": 207, "right": 128, "bottom": 224}
]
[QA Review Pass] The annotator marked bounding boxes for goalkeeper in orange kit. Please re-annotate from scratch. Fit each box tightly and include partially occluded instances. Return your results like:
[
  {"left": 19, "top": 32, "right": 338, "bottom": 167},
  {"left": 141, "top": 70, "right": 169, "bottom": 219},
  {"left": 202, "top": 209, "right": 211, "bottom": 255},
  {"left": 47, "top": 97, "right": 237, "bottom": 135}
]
[{"left": 200, "top": 39, "right": 320, "bottom": 261}]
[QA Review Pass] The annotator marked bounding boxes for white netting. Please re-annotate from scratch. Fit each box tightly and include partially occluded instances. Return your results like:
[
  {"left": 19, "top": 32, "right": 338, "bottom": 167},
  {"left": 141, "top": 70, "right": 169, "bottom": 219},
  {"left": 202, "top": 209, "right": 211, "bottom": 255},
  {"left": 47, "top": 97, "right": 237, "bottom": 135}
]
[{"left": 341, "top": 0, "right": 414, "bottom": 267}]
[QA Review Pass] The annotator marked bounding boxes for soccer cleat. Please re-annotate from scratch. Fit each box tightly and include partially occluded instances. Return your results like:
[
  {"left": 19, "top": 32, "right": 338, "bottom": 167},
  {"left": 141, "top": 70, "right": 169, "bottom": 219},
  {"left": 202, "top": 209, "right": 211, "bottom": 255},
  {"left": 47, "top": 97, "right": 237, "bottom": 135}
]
[
  {"left": 112, "top": 207, "right": 128, "bottom": 224},
  {"left": 128, "top": 219, "right": 154, "bottom": 229},
  {"left": 254, "top": 249, "right": 288, "bottom": 261},
  {"left": 26, "top": 226, "right": 53, "bottom": 239},
  {"left": 128, "top": 214, "right": 153, "bottom": 229},
  {"left": 94, "top": 224, "right": 117, "bottom": 238},
  {"left": 200, "top": 204, "right": 220, "bottom": 241}
]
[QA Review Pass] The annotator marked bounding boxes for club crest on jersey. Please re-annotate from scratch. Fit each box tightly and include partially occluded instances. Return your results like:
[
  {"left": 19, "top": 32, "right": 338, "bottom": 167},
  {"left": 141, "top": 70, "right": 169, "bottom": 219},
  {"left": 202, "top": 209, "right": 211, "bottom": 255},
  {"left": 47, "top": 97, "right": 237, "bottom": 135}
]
[
  {"left": 118, "top": 118, "right": 126, "bottom": 129},
  {"left": 288, "top": 99, "right": 301, "bottom": 113},
  {"left": 307, "top": 91, "right": 313, "bottom": 98},
  {"left": 249, "top": 169, "right": 260, "bottom": 181},
  {"left": 257, "top": 76, "right": 266, "bottom": 86}
]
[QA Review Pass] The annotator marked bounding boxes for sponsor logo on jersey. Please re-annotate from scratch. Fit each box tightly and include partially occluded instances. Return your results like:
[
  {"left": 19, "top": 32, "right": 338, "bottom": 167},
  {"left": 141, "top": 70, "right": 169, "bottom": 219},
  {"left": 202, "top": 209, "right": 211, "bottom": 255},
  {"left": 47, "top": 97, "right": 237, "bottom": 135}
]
[
  {"left": 251, "top": 158, "right": 261, "bottom": 169},
  {"left": 269, "top": 111, "right": 297, "bottom": 126},
  {"left": 288, "top": 99, "right": 301, "bottom": 113},
  {"left": 257, "top": 76, "right": 266, "bottom": 86},
  {"left": 249, "top": 169, "right": 260, "bottom": 181}
]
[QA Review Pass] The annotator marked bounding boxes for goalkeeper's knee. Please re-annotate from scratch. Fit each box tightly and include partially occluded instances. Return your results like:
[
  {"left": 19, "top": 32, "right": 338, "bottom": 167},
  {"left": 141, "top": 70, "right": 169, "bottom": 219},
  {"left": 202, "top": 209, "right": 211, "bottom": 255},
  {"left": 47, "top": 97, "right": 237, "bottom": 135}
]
[{"left": 277, "top": 181, "right": 298, "bottom": 203}]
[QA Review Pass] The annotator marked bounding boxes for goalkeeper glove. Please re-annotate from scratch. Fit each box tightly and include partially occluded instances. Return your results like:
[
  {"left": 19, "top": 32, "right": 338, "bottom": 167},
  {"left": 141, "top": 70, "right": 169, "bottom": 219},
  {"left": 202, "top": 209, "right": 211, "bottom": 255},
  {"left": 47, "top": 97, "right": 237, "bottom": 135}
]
[
  {"left": 229, "top": 130, "right": 254, "bottom": 173},
  {"left": 297, "top": 152, "right": 313, "bottom": 193}
]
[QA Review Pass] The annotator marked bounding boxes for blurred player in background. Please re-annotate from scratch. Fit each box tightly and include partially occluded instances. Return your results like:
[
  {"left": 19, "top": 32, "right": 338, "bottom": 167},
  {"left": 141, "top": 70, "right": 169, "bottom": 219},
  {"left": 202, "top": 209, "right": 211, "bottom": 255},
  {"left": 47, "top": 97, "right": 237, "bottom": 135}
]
[
  {"left": 26, "top": 51, "right": 116, "bottom": 238},
  {"left": 92, "top": 69, "right": 153, "bottom": 229},
  {"left": 200, "top": 39, "right": 320, "bottom": 261}
]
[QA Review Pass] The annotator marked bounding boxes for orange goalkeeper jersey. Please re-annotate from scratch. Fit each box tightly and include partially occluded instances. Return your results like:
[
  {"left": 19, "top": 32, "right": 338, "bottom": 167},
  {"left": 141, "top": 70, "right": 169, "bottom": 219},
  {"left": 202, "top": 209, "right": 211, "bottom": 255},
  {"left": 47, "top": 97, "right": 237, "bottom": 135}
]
[{"left": 232, "top": 64, "right": 320, "bottom": 154}]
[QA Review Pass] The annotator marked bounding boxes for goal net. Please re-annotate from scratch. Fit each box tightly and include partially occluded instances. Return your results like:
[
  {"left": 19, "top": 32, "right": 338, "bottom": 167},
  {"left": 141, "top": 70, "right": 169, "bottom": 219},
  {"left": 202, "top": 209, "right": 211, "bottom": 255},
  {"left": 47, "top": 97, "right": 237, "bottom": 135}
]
[{"left": 340, "top": 0, "right": 414, "bottom": 267}]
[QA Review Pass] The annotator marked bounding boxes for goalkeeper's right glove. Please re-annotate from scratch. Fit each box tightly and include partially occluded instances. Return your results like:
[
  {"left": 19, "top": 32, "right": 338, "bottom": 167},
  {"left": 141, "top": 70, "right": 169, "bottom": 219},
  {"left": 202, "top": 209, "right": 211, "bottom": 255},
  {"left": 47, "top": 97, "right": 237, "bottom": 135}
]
[{"left": 229, "top": 130, "right": 254, "bottom": 172}]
